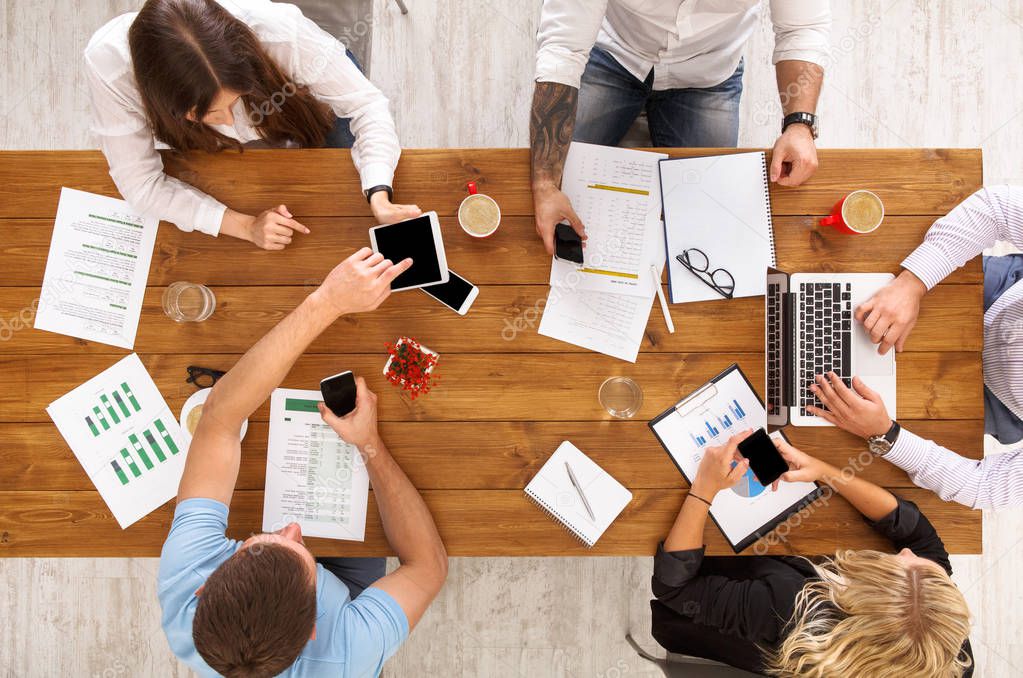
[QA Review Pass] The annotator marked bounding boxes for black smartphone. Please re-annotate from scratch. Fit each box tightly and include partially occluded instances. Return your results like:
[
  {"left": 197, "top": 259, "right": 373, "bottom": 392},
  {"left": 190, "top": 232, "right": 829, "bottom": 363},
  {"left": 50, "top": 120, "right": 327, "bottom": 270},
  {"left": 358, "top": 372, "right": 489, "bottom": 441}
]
[
  {"left": 421, "top": 270, "right": 479, "bottom": 315},
  {"left": 554, "top": 222, "right": 584, "bottom": 264},
  {"left": 320, "top": 370, "right": 357, "bottom": 417},
  {"left": 737, "top": 428, "right": 789, "bottom": 486}
]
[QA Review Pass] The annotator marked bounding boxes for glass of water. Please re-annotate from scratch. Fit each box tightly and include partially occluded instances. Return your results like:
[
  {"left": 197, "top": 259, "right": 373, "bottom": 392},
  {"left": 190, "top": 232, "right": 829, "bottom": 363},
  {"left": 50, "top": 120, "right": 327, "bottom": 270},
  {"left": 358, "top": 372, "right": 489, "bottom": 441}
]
[
  {"left": 599, "top": 376, "right": 643, "bottom": 418},
  {"left": 162, "top": 282, "right": 216, "bottom": 322}
]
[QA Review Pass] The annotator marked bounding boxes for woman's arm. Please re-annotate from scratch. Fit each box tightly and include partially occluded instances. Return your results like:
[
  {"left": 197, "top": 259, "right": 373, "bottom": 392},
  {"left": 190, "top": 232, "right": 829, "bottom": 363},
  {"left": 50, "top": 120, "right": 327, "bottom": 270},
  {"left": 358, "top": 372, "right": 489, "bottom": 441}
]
[{"left": 775, "top": 438, "right": 896, "bottom": 521}]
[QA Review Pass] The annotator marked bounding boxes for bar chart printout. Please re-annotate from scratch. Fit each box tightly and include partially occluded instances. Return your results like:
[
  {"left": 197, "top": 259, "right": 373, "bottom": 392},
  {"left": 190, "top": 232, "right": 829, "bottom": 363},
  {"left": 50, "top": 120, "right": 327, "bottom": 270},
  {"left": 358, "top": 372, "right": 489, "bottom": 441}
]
[{"left": 46, "top": 354, "right": 187, "bottom": 528}]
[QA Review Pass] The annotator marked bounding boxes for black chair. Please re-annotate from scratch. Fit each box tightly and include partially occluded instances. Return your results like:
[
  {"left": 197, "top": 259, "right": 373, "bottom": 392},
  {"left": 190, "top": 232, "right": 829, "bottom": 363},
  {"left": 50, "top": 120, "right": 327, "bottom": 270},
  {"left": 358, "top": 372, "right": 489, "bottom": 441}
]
[{"left": 625, "top": 633, "right": 765, "bottom": 678}]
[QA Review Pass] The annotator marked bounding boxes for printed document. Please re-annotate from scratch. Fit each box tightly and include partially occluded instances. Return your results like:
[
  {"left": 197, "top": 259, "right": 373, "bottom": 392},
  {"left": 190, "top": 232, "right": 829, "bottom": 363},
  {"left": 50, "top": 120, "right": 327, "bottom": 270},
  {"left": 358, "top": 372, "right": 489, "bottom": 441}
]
[
  {"left": 550, "top": 143, "right": 668, "bottom": 298},
  {"left": 263, "top": 388, "right": 369, "bottom": 541},
  {"left": 46, "top": 354, "right": 188, "bottom": 529},
  {"left": 34, "top": 188, "right": 157, "bottom": 349}
]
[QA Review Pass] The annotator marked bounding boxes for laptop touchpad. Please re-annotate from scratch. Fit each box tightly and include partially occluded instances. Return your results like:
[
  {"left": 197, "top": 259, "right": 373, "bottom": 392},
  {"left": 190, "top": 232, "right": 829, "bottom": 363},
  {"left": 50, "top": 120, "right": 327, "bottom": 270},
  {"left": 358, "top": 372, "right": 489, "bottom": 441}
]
[{"left": 854, "top": 333, "right": 895, "bottom": 376}]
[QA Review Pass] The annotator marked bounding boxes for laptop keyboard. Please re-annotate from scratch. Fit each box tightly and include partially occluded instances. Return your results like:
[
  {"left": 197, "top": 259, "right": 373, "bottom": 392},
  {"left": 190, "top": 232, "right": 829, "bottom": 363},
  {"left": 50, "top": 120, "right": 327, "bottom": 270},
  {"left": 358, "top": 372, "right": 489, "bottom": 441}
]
[
  {"left": 797, "top": 282, "right": 853, "bottom": 416},
  {"left": 766, "top": 282, "right": 781, "bottom": 414}
]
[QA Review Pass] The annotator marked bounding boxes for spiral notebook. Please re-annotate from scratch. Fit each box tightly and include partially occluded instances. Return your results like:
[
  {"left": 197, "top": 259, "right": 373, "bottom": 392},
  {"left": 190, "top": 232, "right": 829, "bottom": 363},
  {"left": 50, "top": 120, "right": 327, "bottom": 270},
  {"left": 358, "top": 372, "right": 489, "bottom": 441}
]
[
  {"left": 659, "top": 152, "right": 776, "bottom": 303},
  {"left": 524, "top": 441, "right": 633, "bottom": 547}
]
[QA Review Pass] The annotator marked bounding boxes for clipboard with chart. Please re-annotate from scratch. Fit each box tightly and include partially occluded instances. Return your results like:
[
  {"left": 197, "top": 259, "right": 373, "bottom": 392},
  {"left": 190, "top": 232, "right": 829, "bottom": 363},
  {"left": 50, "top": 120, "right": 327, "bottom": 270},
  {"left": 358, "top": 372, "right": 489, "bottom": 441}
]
[{"left": 647, "top": 364, "right": 824, "bottom": 552}]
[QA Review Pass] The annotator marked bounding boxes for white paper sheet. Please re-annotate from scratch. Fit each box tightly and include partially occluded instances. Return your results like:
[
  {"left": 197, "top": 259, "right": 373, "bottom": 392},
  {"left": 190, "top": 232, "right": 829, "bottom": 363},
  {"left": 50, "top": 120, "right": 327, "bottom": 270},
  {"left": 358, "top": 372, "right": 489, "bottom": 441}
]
[
  {"left": 46, "top": 354, "right": 188, "bottom": 529},
  {"left": 33, "top": 188, "right": 158, "bottom": 349},
  {"left": 550, "top": 143, "right": 668, "bottom": 298},
  {"left": 538, "top": 287, "right": 655, "bottom": 363},
  {"left": 263, "top": 388, "right": 369, "bottom": 541}
]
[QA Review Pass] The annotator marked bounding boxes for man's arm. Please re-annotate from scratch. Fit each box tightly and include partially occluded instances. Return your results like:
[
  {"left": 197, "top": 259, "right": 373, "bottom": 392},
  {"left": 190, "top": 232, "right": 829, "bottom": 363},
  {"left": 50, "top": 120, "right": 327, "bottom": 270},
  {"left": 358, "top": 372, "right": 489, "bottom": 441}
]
[
  {"left": 176, "top": 248, "right": 411, "bottom": 505},
  {"left": 320, "top": 379, "right": 447, "bottom": 629},
  {"left": 857, "top": 186, "right": 1023, "bottom": 353},
  {"left": 529, "top": 0, "right": 606, "bottom": 254},
  {"left": 883, "top": 431, "right": 1023, "bottom": 510},
  {"left": 768, "top": 60, "right": 823, "bottom": 186}
]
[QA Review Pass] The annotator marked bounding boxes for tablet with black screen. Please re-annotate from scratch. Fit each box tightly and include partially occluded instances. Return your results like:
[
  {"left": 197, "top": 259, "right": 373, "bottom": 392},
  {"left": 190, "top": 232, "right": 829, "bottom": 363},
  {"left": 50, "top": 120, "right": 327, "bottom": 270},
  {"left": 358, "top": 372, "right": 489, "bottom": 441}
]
[{"left": 369, "top": 212, "right": 449, "bottom": 291}]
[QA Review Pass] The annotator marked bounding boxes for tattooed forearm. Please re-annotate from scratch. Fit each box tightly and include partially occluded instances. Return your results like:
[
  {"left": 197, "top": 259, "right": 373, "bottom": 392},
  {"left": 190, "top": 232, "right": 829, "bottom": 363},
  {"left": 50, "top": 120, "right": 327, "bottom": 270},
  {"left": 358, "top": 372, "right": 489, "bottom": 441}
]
[{"left": 530, "top": 81, "right": 578, "bottom": 188}]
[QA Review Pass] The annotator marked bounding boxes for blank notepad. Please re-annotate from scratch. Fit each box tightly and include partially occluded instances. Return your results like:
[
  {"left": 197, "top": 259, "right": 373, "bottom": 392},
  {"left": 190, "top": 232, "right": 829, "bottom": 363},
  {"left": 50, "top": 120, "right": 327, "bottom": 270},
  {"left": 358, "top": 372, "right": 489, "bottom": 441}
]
[{"left": 524, "top": 441, "right": 633, "bottom": 547}]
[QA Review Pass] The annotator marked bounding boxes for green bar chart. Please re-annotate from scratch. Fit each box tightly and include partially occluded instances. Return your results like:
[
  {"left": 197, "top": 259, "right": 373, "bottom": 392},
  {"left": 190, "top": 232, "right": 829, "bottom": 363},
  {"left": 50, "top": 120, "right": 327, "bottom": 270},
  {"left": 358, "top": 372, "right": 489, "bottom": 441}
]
[{"left": 111, "top": 417, "right": 181, "bottom": 485}]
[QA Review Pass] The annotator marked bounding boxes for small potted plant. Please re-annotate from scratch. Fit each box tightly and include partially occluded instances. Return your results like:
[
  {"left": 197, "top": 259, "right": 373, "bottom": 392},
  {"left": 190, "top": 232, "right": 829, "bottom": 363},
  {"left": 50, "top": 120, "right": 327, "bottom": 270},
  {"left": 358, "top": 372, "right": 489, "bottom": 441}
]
[{"left": 384, "top": 337, "right": 439, "bottom": 400}]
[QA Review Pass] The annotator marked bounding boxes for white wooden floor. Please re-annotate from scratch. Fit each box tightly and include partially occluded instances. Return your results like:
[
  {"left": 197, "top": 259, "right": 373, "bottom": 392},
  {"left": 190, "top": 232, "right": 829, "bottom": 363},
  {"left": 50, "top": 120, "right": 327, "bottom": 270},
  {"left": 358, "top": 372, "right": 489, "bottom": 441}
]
[{"left": 2, "top": 1, "right": 1022, "bottom": 676}]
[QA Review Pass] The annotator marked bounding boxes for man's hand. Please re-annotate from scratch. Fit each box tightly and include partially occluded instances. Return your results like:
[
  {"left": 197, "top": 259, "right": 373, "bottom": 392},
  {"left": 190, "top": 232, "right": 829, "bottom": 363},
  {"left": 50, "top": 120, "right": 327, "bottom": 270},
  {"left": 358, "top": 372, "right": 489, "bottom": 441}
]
[
  {"left": 318, "top": 377, "right": 381, "bottom": 452},
  {"left": 313, "top": 247, "right": 412, "bottom": 316},
  {"left": 807, "top": 372, "right": 893, "bottom": 439},
  {"left": 532, "top": 183, "right": 585, "bottom": 255},
  {"left": 770, "top": 124, "right": 818, "bottom": 187},
  {"left": 369, "top": 190, "right": 423, "bottom": 225},
  {"left": 774, "top": 438, "right": 831, "bottom": 484},
  {"left": 855, "top": 270, "right": 927, "bottom": 354},
  {"left": 692, "top": 430, "right": 753, "bottom": 498}
]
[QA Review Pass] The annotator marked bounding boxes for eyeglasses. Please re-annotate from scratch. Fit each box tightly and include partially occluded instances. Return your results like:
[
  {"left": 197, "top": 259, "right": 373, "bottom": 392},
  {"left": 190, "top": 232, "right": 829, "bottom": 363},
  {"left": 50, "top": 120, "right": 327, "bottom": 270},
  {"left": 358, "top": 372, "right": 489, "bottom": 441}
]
[
  {"left": 676, "top": 248, "right": 735, "bottom": 299},
  {"left": 186, "top": 365, "right": 226, "bottom": 389}
]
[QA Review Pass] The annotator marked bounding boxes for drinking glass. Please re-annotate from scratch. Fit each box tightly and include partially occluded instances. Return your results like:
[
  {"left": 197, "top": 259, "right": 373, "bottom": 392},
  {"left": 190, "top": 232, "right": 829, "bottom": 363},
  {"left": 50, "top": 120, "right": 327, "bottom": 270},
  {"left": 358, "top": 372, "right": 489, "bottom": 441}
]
[
  {"left": 599, "top": 376, "right": 643, "bottom": 418},
  {"left": 162, "top": 282, "right": 216, "bottom": 322}
]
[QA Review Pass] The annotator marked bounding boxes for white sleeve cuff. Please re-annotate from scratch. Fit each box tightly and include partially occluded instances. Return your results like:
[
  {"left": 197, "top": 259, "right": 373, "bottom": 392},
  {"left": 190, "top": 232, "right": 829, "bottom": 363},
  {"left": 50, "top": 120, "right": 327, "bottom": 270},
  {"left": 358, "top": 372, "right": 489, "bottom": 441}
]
[
  {"left": 359, "top": 162, "right": 395, "bottom": 194},
  {"left": 901, "top": 241, "right": 956, "bottom": 290},
  {"left": 882, "top": 428, "right": 932, "bottom": 474},
  {"left": 534, "top": 48, "right": 587, "bottom": 90},
  {"left": 192, "top": 199, "right": 227, "bottom": 237},
  {"left": 772, "top": 48, "right": 830, "bottom": 68}
]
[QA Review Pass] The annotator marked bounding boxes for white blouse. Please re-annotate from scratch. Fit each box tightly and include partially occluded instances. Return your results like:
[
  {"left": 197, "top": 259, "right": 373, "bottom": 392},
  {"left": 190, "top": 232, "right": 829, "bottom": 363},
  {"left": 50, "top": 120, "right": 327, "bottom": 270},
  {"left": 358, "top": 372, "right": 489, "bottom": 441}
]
[{"left": 84, "top": 0, "right": 401, "bottom": 236}]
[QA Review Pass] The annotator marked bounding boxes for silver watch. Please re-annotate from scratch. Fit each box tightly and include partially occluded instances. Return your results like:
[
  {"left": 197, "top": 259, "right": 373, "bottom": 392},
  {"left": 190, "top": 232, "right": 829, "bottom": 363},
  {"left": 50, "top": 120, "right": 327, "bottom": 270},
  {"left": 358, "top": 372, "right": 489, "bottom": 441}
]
[{"left": 867, "top": 421, "right": 901, "bottom": 456}]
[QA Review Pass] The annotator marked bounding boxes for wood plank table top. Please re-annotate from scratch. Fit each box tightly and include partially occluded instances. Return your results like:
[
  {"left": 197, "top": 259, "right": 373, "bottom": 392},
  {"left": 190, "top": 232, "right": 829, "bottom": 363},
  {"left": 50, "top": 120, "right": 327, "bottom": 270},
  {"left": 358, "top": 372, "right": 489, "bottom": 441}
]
[{"left": 0, "top": 148, "right": 984, "bottom": 557}]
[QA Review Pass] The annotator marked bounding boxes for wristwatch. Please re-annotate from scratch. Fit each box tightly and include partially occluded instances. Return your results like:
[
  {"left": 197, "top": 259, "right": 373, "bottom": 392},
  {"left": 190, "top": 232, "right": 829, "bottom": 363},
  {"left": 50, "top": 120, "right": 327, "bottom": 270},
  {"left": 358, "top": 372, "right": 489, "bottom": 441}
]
[
  {"left": 782, "top": 112, "right": 819, "bottom": 140},
  {"left": 364, "top": 185, "right": 393, "bottom": 204},
  {"left": 867, "top": 421, "right": 901, "bottom": 457}
]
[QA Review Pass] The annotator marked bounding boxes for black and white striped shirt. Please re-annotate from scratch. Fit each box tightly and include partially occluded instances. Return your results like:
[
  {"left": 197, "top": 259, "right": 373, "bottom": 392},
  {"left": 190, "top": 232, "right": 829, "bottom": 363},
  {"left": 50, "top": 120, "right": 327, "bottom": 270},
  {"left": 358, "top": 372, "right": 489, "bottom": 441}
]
[{"left": 885, "top": 186, "right": 1023, "bottom": 509}]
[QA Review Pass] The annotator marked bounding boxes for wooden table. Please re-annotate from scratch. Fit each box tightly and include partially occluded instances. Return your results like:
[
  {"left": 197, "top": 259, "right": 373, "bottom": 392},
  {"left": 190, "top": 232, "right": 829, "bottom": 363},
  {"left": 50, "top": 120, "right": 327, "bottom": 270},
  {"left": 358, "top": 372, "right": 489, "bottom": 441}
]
[{"left": 0, "top": 148, "right": 983, "bottom": 557}]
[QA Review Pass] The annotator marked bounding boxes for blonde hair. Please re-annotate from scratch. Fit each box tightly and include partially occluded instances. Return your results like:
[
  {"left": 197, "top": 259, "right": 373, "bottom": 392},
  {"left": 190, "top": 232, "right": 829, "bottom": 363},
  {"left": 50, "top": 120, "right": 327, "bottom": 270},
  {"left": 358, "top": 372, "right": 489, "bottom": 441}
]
[{"left": 766, "top": 550, "right": 972, "bottom": 678}]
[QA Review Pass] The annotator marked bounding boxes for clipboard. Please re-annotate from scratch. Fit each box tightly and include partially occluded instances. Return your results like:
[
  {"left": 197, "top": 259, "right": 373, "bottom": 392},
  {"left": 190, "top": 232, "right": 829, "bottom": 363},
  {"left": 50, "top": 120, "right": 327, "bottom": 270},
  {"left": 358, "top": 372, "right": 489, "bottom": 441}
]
[{"left": 648, "top": 364, "right": 824, "bottom": 553}]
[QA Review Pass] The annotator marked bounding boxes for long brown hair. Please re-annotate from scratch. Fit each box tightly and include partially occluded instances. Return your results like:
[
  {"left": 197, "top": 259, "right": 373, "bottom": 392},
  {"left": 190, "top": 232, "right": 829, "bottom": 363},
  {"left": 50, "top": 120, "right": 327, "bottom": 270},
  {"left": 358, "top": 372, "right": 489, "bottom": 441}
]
[{"left": 128, "top": 0, "right": 335, "bottom": 152}]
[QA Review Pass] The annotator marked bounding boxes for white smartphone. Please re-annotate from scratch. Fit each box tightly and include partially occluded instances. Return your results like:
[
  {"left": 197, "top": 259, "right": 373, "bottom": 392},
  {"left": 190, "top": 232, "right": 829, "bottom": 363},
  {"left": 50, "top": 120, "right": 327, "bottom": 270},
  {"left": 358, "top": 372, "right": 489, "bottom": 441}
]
[
  {"left": 368, "top": 211, "right": 449, "bottom": 292},
  {"left": 421, "top": 270, "right": 479, "bottom": 315}
]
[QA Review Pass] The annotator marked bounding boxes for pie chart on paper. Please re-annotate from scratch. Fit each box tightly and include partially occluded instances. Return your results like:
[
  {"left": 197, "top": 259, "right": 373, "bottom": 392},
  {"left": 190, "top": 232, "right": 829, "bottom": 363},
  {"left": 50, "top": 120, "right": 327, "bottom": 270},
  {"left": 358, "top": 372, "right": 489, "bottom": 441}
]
[{"left": 731, "top": 465, "right": 767, "bottom": 499}]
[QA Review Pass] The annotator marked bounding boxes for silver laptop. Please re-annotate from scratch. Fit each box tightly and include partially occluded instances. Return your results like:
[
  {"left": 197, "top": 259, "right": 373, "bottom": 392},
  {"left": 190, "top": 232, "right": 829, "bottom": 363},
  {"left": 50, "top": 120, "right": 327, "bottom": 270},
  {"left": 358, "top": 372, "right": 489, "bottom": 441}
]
[{"left": 766, "top": 267, "right": 896, "bottom": 427}]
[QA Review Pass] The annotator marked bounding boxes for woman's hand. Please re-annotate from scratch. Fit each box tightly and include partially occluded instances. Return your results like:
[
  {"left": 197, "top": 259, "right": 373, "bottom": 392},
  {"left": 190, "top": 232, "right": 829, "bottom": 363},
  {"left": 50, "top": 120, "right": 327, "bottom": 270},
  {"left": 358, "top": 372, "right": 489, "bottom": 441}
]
[
  {"left": 774, "top": 437, "right": 831, "bottom": 484},
  {"left": 691, "top": 430, "right": 753, "bottom": 499},
  {"left": 221, "top": 205, "right": 309, "bottom": 250},
  {"left": 369, "top": 191, "right": 422, "bottom": 224}
]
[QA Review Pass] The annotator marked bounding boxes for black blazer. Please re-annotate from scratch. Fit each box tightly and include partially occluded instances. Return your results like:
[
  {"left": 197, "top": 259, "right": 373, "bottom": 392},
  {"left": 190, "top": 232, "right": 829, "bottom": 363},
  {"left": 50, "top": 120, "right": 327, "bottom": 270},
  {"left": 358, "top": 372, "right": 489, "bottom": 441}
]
[{"left": 650, "top": 497, "right": 974, "bottom": 677}]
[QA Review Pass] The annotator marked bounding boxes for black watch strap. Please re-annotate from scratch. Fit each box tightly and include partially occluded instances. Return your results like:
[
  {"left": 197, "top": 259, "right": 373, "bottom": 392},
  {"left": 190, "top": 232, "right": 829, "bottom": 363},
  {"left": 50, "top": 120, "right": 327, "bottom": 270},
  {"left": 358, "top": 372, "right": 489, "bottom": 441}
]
[
  {"left": 883, "top": 420, "right": 901, "bottom": 445},
  {"left": 782, "top": 111, "right": 818, "bottom": 139},
  {"left": 364, "top": 185, "right": 393, "bottom": 204}
]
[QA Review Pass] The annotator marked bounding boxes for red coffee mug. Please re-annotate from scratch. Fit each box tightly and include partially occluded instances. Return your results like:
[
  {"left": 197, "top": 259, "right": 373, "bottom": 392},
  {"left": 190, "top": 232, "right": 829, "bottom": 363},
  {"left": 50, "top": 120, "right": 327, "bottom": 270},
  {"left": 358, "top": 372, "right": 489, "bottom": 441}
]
[{"left": 819, "top": 190, "right": 884, "bottom": 235}]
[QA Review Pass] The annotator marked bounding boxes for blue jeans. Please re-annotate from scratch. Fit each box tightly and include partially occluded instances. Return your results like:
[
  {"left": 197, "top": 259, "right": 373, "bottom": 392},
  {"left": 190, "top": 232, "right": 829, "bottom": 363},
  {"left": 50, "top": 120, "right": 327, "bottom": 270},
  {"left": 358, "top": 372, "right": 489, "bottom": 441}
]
[
  {"left": 317, "top": 556, "right": 386, "bottom": 599},
  {"left": 983, "top": 254, "right": 1023, "bottom": 444},
  {"left": 574, "top": 46, "right": 743, "bottom": 148}
]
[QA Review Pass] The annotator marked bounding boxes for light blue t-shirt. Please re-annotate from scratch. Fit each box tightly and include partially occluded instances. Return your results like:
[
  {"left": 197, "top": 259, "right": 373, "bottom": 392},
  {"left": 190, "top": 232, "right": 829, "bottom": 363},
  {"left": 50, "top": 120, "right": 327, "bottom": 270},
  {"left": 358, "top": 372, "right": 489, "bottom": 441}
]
[{"left": 158, "top": 498, "right": 408, "bottom": 677}]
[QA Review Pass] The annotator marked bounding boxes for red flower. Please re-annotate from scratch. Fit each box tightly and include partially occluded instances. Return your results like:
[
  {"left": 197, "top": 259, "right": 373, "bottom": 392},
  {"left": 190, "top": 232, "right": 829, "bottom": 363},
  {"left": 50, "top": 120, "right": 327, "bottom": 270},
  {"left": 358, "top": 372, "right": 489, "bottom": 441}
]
[{"left": 385, "top": 337, "right": 438, "bottom": 399}]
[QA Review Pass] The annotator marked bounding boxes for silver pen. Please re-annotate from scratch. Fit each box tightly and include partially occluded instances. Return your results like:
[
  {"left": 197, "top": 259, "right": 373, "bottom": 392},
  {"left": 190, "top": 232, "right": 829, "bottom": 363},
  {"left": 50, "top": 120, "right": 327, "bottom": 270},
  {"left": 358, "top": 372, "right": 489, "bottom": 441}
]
[{"left": 565, "top": 462, "right": 596, "bottom": 521}]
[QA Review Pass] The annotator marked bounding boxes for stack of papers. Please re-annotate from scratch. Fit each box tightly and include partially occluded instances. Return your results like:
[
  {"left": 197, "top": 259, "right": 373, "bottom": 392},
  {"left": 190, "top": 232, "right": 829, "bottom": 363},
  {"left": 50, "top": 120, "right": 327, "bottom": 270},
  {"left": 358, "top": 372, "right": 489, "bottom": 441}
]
[{"left": 539, "top": 143, "right": 667, "bottom": 362}]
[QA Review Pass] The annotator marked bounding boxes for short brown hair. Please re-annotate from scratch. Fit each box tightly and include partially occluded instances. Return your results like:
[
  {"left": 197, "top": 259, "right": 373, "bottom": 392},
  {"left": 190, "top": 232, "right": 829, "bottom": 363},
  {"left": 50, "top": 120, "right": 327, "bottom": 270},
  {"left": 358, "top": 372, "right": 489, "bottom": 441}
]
[{"left": 193, "top": 542, "right": 316, "bottom": 677}]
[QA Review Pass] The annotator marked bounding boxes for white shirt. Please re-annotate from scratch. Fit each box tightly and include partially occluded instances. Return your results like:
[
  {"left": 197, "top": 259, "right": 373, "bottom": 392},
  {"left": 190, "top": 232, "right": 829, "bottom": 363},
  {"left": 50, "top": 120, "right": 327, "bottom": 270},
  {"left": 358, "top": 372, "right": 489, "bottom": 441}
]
[
  {"left": 535, "top": 0, "right": 831, "bottom": 91},
  {"left": 886, "top": 186, "right": 1023, "bottom": 509},
  {"left": 84, "top": 0, "right": 400, "bottom": 236}
]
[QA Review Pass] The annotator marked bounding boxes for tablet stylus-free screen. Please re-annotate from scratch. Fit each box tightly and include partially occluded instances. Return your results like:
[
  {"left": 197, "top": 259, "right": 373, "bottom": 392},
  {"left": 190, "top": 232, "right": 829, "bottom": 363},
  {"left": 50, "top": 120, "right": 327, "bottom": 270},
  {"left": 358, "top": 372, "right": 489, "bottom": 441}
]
[{"left": 374, "top": 216, "right": 442, "bottom": 288}]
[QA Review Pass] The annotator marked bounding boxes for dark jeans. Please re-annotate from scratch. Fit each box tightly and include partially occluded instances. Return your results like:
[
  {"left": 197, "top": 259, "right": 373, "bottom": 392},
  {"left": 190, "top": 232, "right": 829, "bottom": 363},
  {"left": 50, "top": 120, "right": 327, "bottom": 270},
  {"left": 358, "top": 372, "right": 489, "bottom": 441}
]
[
  {"left": 983, "top": 253, "right": 1023, "bottom": 444},
  {"left": 574, "top": 46, "right": 744, "bottom": 148},
  {"left": 317, "top": 556, "right": 387, "bottom": 599}
]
